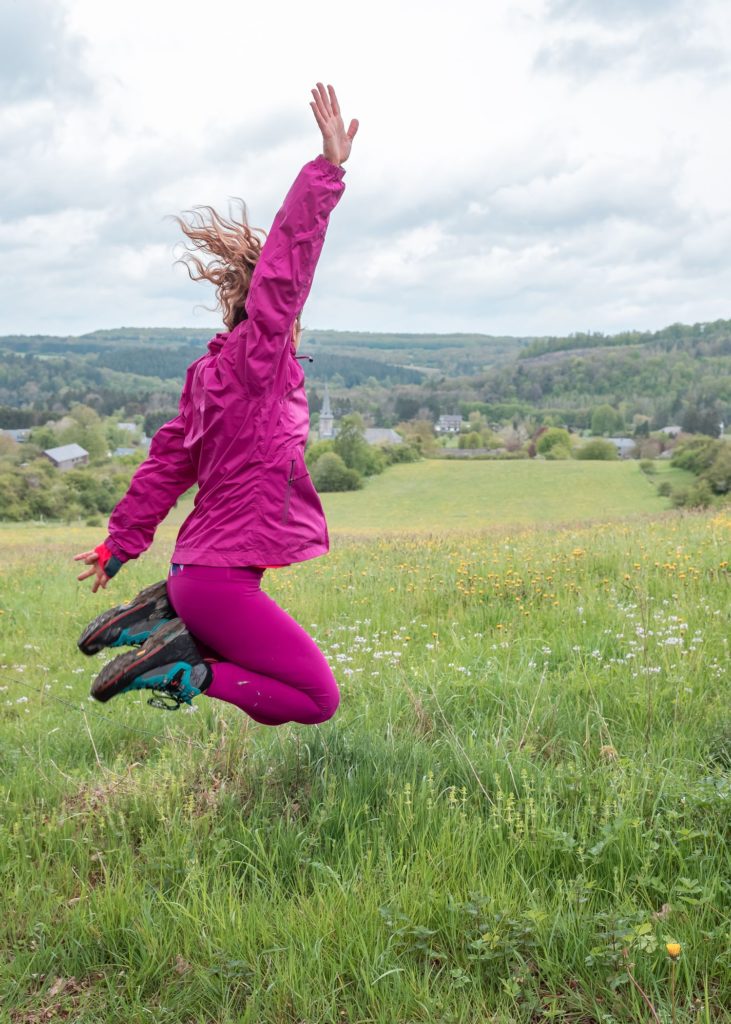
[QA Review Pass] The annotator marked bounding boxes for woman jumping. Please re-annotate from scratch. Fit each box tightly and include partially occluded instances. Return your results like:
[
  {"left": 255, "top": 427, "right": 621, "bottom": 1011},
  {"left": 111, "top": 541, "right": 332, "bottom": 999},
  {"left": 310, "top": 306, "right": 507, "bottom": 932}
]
[{"left": 73, "top": 83, "right": 358, "bottom": 725}]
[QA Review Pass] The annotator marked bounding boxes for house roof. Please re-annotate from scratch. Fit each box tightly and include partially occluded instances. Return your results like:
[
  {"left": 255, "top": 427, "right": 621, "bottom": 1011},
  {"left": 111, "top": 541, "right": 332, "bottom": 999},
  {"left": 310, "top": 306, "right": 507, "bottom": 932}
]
[
  {"left": 364, "top": 428, "right": 403, "bottom": 445},
  {"left": 44, "top": 443, "right": 88, "bottom": 462}
]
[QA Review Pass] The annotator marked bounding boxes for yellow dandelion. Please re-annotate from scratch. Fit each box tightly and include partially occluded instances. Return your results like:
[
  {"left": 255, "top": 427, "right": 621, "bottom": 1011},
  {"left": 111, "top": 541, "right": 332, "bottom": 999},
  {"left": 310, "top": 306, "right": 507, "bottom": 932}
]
[{"left": 666, "top": 942, "right": 682, "bottom": 960}]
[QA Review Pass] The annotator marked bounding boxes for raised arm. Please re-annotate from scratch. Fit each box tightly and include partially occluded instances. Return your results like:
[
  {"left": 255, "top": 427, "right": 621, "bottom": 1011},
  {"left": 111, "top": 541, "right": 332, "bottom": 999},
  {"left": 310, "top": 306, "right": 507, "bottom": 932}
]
[{"left": 235, "top": 84, "right": 358, "bottom": 393}]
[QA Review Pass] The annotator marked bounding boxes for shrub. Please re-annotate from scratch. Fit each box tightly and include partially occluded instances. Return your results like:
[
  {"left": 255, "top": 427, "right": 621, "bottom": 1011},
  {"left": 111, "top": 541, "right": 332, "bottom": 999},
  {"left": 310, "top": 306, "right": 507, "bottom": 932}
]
[
  {"left": 382, "top": 443, "right": 420, "bottom": 465},
  {"left": 536, "top": 428, "right": 572, "bottom": 456},
  {"left": 690, "top": 480, "right": 714, "bottom": 508},
  {"left": 639, "top": 458, "right": 657, "bottom": 475},
  {"left": 671, "top": 487, "right": 690, "bottom": 508},
  {"left": 544, "top": 444, "right": 572, "bottom": 461},
  {"left": 576, "top": 439, "right": 618, "bottom": 461},
  {"left": 671, "top": 481, "right": 713, "bottom": 509},
  {"left": 671, "top": 437, "right": 720, "bottom": 474},
  {"left": 703, "top": 444, "right": 731, "bottom": 494},
  {"left": 657, "top": 481, "right": 673, "bottom": 497},
  {"left": 458, "top": 431, "right": 483, "bottom": 450},
  {"left": 305, "top": 439, "right": 335, "bottom": 468},
  {"left": 311, "top": 452, "right": 362, "bottom": 492}
]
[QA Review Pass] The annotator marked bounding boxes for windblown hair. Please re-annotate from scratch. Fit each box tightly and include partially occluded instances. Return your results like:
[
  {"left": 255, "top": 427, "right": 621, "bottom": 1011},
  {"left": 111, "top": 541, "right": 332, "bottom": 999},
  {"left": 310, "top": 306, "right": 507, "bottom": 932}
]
[{"left": 172, "top": 199, "right": 266, "bottom": 331}]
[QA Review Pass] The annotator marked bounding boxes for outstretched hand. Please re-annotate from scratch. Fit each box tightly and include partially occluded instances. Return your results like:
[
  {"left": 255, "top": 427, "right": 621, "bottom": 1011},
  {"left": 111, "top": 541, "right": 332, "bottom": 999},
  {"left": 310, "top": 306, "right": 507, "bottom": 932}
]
[
  {"left": 74, "top": 549, "right": 110, "bottom": 593},
  {"left": 310, "top": 83, "right": 358, "bottom": 167}
]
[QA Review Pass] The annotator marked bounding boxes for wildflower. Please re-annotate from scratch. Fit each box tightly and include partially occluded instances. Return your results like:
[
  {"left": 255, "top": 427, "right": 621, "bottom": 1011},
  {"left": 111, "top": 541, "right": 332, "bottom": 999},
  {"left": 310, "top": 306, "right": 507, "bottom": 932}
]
[{"left": 666, "top": 942, "right": 682, "bottom": 960}]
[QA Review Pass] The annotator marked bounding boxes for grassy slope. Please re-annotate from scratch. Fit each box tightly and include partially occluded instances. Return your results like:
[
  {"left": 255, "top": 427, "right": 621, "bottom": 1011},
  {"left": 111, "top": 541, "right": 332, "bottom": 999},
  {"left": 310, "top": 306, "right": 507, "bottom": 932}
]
[
  {"left": 323, "top": 459, "right": 674, "bottom": 532},
  {"left": 0, "top": 475, "right": 729, "bottom": 1022},
  {"left": 153, "top": 460, "right": 688, "bottom": 538}
]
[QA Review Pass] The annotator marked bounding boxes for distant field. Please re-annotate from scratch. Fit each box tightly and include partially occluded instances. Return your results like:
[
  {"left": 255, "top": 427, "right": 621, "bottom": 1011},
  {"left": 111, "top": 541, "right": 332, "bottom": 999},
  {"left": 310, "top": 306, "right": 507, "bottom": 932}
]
[
  {"left": 320, "top": 458, "right": 682, "bottom": 533},
  {"left": 112, "top": 458, "right": 693, "bottom": 539}
]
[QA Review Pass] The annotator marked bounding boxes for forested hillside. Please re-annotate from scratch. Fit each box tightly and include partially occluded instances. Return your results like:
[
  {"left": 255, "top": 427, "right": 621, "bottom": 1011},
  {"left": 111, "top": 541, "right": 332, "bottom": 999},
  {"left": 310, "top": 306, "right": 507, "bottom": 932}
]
[{"left": 1, "top": 319, "right": 730, "bottom": 434}]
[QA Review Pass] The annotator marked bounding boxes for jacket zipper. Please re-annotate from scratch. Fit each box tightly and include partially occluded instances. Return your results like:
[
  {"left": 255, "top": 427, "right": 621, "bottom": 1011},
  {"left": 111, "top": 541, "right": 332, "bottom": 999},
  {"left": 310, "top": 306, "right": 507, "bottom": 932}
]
[{"left": 282, "top": 459, "right": 296, "bottom": 524}]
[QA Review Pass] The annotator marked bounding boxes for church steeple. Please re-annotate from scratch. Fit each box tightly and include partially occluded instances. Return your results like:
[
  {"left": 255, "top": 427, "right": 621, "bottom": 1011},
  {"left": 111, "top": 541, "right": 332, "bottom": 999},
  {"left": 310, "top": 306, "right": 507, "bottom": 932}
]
[{"left": 319, "top": 383, "right": 335, "bottom": 439}]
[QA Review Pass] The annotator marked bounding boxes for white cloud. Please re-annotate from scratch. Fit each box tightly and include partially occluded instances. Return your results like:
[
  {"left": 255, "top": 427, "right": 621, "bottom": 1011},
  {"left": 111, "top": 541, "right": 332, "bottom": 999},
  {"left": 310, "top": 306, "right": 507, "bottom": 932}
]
[{"left": 0, "top": 0, "right": 729, "bottom": 336}]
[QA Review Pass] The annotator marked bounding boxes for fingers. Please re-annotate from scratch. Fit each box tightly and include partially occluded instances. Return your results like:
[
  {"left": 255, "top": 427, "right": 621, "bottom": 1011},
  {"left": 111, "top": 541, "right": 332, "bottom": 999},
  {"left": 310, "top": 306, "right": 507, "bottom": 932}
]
[
  {"left": 74, "top": 550, "right": 98, "bottom": 563},
  {"left": 311, "top": 83, "right": 356, "bottom": 162},
  {"left": 91, "top": 575, "right": 108, "bottom": 594},
  {"left": 310, "top": 100, "right": 327, "bottom": 133},
  {"left": 77, "top": 567, "right": 96, "bottom": 582},
  {"left": 311, "top": 83, "right": 331, "bottom": 123}
]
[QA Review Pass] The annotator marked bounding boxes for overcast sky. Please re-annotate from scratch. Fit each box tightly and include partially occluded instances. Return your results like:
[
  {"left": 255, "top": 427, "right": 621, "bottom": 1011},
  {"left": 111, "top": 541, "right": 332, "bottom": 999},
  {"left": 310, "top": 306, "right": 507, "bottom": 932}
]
[{"left": 1, "top": 0, "right": 730, "bottom": 338}]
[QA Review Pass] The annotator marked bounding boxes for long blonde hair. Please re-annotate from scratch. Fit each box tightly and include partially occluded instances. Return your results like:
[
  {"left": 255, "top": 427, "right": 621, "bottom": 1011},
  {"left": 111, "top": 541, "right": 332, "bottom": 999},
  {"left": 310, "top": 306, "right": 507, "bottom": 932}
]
[{"left": 172, "top": 200, "right": 266, "bottom": 330}]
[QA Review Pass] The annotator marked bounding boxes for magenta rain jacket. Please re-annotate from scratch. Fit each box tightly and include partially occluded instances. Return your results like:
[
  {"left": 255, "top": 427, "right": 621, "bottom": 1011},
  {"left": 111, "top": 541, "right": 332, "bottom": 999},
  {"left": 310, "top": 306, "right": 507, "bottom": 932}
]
[{"left": 103, "top": 156, "right": 346, "bottom": 569}]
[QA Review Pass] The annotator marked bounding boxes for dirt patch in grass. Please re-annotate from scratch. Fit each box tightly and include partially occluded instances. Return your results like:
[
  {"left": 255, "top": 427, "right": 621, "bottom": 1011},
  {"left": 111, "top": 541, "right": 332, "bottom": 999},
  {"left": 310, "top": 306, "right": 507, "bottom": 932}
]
[{"left": 10, "top": 972, "right": 104, "bottom": 1023}]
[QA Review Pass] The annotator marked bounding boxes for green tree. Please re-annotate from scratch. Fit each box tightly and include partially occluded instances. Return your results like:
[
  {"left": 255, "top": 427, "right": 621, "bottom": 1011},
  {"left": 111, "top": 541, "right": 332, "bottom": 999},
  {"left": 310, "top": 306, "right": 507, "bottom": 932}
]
[
  {"left": 590, "top": 404, "right": 624, "bottom": 436},
  {"left": 29, "top": 426, "right": 58, "bottom": 451},
  {"left": 144, "top": 409, "right": 178, "bottom": 437},
  {"left": 311, "top": 452, "right": 362, "bottom": 492},
  {"left": 333, "top": 414, "right": 369, "bottom": 472},
  {"left": 575, "top": 439, "right": 618, "bottom": 461},
  {"left": 305, "top": 439, "right": 335, "bottom": 468},
  {"left": 536, "top": 428, "right": 572, "bottom": 456},
  {"left": 671, "top": 437, "right": 719, "bottom": 474},
  {"left": 703, "top": 444, "right": 731, "bottom": 494},
  {"left": 57, "top": 404, "right": 108, "bottom": 460}
]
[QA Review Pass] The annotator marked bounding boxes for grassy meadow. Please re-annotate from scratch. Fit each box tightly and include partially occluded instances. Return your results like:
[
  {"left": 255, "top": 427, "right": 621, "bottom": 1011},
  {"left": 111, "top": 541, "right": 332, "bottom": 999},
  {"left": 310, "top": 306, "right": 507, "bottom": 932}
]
[
  {"left": 318, "top": 460, "right": 691, "bottom": 532},
  {"left": 0, "top": 461, "right": 729, "bottom": 1023},
  {"left": 158, "top": 459, "right": 691, "bottom": 536}
]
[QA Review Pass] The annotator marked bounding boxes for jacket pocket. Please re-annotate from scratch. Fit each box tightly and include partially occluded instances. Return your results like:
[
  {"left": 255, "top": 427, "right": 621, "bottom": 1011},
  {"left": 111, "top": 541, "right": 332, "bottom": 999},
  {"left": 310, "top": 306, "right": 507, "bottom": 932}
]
[{"left": 282, "top": 458, "right": 296, "bottom": 524}]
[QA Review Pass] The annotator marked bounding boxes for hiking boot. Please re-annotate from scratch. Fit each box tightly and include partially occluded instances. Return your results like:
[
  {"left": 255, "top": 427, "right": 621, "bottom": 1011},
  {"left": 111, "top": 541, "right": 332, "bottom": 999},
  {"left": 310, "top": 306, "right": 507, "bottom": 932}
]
[
  {"left": 78, "top": 580, "right": 174, "bottom": 655},
  {"left": 90, "top": 617, "right": 212, "bottom": 709}
]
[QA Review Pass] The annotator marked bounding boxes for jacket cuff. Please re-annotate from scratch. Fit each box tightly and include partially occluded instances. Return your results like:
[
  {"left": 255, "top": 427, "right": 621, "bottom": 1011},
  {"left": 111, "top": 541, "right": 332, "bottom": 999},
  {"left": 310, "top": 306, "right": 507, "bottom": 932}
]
[
  {"left": 313, "top": 154, "right": 346, "bottom": 179},
  {"left": 96, "top": 540, "right": 127, "bottom": 579}
]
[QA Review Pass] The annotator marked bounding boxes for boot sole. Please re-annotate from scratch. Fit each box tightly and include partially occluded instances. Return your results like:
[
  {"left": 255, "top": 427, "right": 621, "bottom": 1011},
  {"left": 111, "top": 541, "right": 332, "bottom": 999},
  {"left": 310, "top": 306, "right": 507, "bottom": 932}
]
[
  {"left": 78, "top": 580, "right": 171, "bottom": 655},
  {"left": 90, "top": 617, "right": 189, "bottom": 703}
]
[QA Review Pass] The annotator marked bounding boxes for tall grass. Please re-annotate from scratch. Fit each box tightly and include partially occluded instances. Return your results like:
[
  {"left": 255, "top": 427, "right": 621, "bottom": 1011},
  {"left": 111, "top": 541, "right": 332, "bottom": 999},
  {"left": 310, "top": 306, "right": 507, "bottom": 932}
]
[{"left": 0, "top": 510, "right": 729, "bottom": 1022}]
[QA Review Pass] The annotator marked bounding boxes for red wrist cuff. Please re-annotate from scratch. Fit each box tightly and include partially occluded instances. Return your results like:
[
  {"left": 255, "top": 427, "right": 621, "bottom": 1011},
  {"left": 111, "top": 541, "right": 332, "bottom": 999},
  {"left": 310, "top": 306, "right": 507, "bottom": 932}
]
[{"left": 94, "top": 542, "right": 124, "bottom": 578}]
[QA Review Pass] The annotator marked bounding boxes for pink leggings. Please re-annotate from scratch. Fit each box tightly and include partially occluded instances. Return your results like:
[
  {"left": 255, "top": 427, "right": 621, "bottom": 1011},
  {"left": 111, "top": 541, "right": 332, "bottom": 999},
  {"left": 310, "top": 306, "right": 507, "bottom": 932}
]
[{"left": 166, "top": 564, "right": 339, "bottom": 726}]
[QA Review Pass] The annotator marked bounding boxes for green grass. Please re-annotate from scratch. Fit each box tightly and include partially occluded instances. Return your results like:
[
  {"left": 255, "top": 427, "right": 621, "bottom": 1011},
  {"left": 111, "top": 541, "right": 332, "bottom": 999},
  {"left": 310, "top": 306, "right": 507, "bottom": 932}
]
[
  {"left": 321, "top": 459, "right": 678, "bottom": 532},
  {"left": 133, "top": 458, "right": 684, "bottom": 539},
  {"left": 0, "top": 499, "right": 729, "bottom": 1022}
]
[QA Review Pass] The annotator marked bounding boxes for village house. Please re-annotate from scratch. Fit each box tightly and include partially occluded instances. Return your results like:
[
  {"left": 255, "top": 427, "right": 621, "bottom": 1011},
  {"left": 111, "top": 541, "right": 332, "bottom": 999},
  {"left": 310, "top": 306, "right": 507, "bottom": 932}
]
[
  {"left": 435, "top": 415, "right": 464, "bottom": 435},
  {"left": 1, "top": 428, "right": 31, "bottom": 443},
  {"left": 607, "top": 437, "right": 637, "bottom": 459},
  {"left": 363, "top": 428, "right": 403, "bottom": 446},
  {"left": 43, "top": 443, "right": 89, "bottom": 471},
  {"left": 316, "top": 383, "right": 404, "bottom": 446}
]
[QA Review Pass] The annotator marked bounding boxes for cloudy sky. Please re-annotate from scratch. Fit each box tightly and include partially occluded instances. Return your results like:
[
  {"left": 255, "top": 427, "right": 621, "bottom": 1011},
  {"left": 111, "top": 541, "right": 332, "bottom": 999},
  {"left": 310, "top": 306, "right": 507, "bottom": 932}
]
[{"left": 1, "top": 0, "right": 730, "bottom": 338}]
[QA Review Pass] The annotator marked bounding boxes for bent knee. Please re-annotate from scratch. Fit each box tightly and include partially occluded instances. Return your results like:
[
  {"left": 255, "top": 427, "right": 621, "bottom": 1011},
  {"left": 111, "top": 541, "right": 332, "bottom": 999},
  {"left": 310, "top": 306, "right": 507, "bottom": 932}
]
[{"left": 314, "top": 680, "right": 340, "bottom": 723}]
